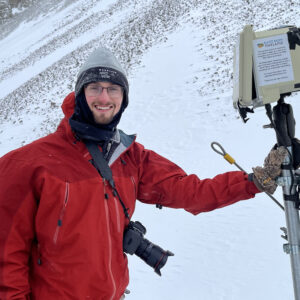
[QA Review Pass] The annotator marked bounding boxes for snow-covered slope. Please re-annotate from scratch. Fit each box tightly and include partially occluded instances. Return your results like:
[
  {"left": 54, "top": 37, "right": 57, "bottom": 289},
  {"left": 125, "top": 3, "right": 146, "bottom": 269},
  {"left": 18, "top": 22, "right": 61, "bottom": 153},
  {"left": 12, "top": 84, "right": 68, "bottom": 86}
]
[{"left": 1, "top": 1, "right": 300, "bottom": 299}]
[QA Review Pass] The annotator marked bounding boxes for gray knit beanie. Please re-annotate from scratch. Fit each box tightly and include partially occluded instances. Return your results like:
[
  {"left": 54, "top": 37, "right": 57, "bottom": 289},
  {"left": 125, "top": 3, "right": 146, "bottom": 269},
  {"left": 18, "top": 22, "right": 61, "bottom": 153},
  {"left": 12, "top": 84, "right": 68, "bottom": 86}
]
[{"left": 75, "top": 47, "right": 129, "bottom": 108}]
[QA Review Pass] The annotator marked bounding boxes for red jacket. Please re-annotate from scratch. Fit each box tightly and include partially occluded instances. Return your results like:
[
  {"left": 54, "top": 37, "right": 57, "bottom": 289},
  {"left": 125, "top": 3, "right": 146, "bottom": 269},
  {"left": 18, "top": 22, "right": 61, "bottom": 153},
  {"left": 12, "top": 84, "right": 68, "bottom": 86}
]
[{"left": 0, "top": 92, "right": 260, "bottom": 300}]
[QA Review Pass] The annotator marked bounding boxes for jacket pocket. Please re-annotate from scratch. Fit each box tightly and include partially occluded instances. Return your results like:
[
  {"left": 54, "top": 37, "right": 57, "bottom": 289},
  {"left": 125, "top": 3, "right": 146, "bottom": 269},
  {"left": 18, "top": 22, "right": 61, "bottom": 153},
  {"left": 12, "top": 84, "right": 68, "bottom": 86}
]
[{"left": 53, "top": 182, "right": 69, "bottom": 245}]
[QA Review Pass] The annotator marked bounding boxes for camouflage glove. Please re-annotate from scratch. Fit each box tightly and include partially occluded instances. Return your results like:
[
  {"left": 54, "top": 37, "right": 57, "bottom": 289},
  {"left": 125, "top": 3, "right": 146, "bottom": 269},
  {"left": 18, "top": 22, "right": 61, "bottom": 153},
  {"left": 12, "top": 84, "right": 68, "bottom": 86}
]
[{"left": 252, "top": 146, "right": 288, "bottom": 194}]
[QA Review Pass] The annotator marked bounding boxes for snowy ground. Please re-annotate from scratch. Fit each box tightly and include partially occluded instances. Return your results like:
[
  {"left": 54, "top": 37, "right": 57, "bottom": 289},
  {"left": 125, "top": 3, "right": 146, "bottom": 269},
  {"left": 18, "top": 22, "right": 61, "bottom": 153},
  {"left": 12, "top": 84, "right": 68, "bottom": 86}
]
[{"left": 1, "top": 0, "right": 300, "bottom": 299}]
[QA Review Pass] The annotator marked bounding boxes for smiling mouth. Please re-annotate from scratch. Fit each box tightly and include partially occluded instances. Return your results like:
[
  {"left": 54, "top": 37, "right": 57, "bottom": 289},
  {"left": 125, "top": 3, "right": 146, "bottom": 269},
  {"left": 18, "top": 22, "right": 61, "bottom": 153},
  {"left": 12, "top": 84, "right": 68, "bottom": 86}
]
[{"left": 95, "top": 105, "right": 113, "bottom": 111}]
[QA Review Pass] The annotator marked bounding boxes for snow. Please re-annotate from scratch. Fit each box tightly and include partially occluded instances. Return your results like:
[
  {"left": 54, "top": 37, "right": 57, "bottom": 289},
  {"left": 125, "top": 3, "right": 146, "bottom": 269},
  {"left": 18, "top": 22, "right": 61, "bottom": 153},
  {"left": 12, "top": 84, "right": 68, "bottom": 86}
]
[{"left": 1, "top": 0, "right": 300, "bottom": 299}]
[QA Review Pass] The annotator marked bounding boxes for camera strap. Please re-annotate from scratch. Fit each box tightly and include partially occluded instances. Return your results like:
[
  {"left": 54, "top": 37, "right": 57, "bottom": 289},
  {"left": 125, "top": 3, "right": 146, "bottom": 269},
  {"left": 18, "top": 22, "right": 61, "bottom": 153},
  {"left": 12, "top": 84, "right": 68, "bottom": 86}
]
[{"left": 85, "top": 140, "right": 130, "bottom": 220}]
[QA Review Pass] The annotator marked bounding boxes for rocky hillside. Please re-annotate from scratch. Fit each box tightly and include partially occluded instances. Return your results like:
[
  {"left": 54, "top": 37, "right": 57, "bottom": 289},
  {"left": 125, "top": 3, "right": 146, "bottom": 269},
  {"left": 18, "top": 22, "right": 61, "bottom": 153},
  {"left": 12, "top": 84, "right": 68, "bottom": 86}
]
[{"left": 0, "top": 0, "right": 299, "bottom": 142}]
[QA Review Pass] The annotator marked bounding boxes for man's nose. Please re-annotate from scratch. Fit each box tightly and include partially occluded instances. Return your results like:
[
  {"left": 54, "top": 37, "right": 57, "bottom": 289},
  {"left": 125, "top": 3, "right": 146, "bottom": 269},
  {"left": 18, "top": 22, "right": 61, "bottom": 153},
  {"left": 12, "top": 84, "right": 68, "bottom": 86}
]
[{"left": 97, "top": 88, "right": 110, "bottom": 102}]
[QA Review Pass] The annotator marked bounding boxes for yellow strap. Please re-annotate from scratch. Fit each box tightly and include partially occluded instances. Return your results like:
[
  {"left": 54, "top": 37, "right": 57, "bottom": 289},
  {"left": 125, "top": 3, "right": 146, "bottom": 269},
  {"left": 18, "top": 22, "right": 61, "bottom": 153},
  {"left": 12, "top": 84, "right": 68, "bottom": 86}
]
[
  {"left": 224, "top": 153, "right": 235, "bottom": 164},
  {"left": 263, "top": 177, "right": 272, "bottom": 185}
]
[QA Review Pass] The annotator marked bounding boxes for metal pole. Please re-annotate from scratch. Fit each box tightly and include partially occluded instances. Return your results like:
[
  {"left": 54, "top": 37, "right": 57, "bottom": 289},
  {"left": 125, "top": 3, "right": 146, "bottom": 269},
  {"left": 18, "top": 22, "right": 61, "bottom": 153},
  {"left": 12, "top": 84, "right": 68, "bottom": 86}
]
[
  {"left": 273, "top": 100, "right": 300, "bottom": 300},
  {"left": 281, "top": 148, "right": 300, "bottom": 300}
]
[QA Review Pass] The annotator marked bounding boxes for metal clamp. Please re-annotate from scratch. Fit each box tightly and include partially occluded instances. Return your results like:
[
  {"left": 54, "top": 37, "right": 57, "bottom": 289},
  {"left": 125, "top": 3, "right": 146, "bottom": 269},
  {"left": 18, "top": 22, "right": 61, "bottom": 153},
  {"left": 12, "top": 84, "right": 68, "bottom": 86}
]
[
  {"left": 283, "top": 243, "right": 300, "bottom": 255},
  {"left": 281, "top": 227, "right": 288, "bottom": 241},
  {"left": 276, "top": 176, "right": 293, "bottom": 186}
]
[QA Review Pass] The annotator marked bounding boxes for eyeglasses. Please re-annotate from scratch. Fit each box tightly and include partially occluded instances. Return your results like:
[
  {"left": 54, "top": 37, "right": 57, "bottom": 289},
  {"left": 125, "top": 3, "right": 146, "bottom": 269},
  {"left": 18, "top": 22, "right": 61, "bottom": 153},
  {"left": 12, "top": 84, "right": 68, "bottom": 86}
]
[{"left": 85, "top": 84, "right": 123, "bottom": 98}]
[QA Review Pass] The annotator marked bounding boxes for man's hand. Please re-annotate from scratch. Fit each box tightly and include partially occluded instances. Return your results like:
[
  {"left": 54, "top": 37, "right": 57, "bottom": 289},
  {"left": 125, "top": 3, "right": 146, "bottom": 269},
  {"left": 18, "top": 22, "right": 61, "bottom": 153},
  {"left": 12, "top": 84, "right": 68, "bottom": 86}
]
[{"left": 252, "top": 146, "right": 288, "bottom": 194}]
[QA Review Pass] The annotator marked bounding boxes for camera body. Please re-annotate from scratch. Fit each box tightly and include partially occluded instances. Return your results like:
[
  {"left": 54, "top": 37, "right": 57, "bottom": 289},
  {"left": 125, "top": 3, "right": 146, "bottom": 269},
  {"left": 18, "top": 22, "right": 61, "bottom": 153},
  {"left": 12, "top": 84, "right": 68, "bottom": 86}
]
[
  {"left": 123, "top": 221, "right": 147, "bottom": 255},
  {"left": 233, "top": 25, "right": 300, "bottom": 120},
  {"left": 123, "top": 221, "right": 174, "bottom": 276}
]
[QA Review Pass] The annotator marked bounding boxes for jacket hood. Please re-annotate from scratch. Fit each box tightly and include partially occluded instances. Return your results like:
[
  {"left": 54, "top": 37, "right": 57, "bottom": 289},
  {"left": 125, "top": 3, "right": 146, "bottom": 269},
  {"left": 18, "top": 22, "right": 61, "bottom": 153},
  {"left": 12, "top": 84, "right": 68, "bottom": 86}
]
[
  {"left": 61, "top": 91, "right": 76, "bottom": 119},
  {"left": 60, "top": 92, "right": 134, "bottom": 149}
]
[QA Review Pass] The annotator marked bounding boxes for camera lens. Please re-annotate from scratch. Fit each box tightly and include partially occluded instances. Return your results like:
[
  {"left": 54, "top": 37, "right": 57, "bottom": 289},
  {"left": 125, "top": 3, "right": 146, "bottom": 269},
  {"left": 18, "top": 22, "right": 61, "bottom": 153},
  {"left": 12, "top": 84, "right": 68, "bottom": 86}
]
[
  {"left": 123, "top": 221, "right": 174, "bottom": 275},
  {"left": 135, "top": 238, "right": 174, "bottom": 276}
]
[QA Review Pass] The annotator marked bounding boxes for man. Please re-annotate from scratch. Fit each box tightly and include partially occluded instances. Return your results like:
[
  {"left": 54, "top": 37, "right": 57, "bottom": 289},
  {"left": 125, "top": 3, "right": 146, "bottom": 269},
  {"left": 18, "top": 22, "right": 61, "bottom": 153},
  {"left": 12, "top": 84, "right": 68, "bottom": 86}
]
[{"left": 0, "top": 47, "right": 287, "bottom": 300}]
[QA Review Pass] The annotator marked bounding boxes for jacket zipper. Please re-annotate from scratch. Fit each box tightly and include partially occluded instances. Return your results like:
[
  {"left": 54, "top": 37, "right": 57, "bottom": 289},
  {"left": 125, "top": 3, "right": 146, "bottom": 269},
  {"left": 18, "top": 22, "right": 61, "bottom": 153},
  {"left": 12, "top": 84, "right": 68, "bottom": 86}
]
[
  {"left": 131, "top": 176, "right": 137, "bottom": 198},
  {"left": 37, "top": 242, "right": 42, "bottom": 265},
  {"left": 53, "top": 182, "right": 69, "bottom": 245},
  {"left": 113, "top": 195, "right": 121, "bottom": 233},
  {"left": 103, "top": 180, "right": 117, "bottom": 300}
]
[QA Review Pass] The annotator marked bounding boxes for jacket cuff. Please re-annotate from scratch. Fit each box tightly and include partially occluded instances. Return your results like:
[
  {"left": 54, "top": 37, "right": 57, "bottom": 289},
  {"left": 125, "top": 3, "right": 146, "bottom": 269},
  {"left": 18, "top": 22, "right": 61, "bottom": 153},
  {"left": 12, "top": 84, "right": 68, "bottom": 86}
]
[{"left": 246, "top": 173, "right": 261, "bottom": 194}]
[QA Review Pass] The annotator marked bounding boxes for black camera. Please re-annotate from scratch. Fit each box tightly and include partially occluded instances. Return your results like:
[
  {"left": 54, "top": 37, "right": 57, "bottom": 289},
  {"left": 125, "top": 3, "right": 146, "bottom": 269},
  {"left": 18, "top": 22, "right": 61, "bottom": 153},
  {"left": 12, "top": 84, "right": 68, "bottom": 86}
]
[{"left": 123, "top": 221, "right": 174, "bottom": 276}]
